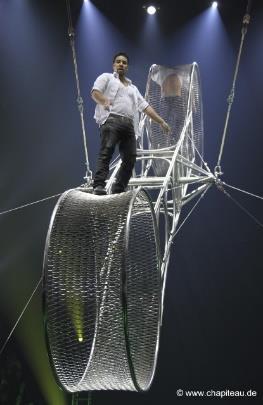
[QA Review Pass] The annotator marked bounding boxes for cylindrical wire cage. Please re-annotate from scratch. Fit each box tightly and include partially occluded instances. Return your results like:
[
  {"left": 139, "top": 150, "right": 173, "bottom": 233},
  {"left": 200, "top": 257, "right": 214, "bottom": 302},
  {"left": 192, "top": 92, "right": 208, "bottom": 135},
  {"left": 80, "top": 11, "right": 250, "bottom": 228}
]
[
  {"left": 144, "top": 63, "right": 204, "bottom": 176},
  {"left": 43, "top": 188, "right": 161, "bottom": 392}
]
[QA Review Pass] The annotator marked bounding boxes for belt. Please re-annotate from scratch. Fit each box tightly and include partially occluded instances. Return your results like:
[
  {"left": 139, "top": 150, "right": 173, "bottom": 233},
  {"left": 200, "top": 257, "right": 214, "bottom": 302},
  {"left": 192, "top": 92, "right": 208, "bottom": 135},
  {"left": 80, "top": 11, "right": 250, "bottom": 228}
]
[{"left": 108, "top": 113, "right": 133, "bottom": 124}]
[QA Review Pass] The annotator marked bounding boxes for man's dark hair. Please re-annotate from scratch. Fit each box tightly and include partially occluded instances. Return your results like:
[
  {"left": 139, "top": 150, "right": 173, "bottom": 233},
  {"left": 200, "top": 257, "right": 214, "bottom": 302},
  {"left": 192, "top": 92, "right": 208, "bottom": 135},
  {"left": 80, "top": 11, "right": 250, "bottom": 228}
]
[{"left": 113, "top": 52, "right": 129, "bottom": 64}]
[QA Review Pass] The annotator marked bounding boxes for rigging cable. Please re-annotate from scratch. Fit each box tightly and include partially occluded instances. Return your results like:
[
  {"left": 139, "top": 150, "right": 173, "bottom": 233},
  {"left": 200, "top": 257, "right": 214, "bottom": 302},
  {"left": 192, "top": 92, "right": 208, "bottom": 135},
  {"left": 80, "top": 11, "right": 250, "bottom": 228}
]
[
  {"left": 215, "top": 0, "right": 252, "bottom": 176},
  {"left": 173, "top": 184, "right": 211, "bottom": 239},
  {"left": 65, "top": 0, "right": 92, "bottom": 185},
  {"left": 215, "top": 180, "right": 263, "bottom": 228},
  {"left": 187, "top": 131, "right": 212, "bottom": 174},
  {"left": 0, "top": 193, "right": 62, "bottom": 217},
  {"left": 0, "top": 276, "right": 43, "bottom": 356},
  {"left": 222, "top": 181, "right": 263, "bottom": 201}
]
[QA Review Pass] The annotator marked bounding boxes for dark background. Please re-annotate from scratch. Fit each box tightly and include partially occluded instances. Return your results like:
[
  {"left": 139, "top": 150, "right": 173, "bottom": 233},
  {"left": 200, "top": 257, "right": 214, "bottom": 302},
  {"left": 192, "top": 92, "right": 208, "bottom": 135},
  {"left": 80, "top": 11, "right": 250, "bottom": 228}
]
[{"left": 0, "top": 0, "right": 263, "bottom": 403}]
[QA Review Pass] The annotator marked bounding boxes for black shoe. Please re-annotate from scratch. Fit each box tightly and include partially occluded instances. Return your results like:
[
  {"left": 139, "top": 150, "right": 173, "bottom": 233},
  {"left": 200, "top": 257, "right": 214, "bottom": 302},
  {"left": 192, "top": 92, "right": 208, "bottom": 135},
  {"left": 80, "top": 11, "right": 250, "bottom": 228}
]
[{"left": 93, "top": 186, "right": 107, "bottom": 195}]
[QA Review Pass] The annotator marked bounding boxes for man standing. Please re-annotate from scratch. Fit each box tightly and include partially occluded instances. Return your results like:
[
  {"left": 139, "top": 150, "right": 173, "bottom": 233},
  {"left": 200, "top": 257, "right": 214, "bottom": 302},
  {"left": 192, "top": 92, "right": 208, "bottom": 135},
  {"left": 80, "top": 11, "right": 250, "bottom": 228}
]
[{"left": 91, "top": 52, "right": 170, "bottom": 195}]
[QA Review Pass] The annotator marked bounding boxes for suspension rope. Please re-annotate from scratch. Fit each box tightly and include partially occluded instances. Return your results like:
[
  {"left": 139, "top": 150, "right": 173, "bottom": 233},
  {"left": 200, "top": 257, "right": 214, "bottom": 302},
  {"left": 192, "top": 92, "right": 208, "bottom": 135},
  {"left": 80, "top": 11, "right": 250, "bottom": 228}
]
[
  {"left": 173, "top": 184, "right": 210, "bottom": 238},
  {"left": 216, "top": 181, "right": 263, "bottom": 228},
  {"left": 222, "top": 181, "right": 263, "bottom": 201},
  {"left": 185, "top": 110, "right": 212, "bottom": 174},
  {"left": 65, "top": 0, "right": 92, "bottom": 185},
  {"left": 181, "top": 62, "right": 212, "bottom": 174},
  {"left": 187, "top": 131, "right": 212, "bottom": 174},
  {"left": 215, "top": 0, "right": 252, "bottom": 176},
  {"left": 0, "top": 276, "right": 43, "bottom": 356},
  {"left": 0, "top": 193, "right": 62, "bottom": 217}
]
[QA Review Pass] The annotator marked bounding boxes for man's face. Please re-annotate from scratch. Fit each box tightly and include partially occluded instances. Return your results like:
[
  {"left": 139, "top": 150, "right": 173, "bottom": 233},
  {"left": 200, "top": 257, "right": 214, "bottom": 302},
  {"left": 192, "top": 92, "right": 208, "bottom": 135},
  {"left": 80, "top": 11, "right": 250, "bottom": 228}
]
[{"left": 113, "top": 55, "right": 128, "bottom": 76}]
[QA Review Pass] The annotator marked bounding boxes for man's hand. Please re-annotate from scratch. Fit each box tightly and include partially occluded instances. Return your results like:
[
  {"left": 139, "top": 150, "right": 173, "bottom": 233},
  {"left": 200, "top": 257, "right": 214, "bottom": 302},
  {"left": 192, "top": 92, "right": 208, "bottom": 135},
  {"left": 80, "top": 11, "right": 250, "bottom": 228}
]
[
  {"left": 91, "top": 90, "right": 112, "bottom": 110},
  {"left": 160, "top": 120, "right": 171, "bottom": 134},
  {"left": 103, "top": 98, "right": 111, "bottom": 111},
  {"left": 143, "top": 106, "right": 171, "bottom": 134}
]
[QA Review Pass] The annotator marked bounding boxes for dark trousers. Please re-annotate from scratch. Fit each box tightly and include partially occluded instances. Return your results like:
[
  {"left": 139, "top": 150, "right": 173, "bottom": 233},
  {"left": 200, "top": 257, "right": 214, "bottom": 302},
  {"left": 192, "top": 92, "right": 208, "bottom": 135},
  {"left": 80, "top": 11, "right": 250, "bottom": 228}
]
[{"left": 93, "top": 115, "right": 136, "bottom": 192}]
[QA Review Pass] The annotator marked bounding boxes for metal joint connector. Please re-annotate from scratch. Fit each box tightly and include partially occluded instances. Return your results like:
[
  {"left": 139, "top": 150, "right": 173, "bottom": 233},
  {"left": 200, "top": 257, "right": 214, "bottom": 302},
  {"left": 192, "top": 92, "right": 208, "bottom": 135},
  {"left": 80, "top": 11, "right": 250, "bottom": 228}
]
[
  {"left": 243, "top": 13, "right": 250, "bottom": 25},
  {"left": 214, "top": 165, "right": 223, "bottom": 178},
  {"left": 68, "top": 28, "right": 75, "bottom": 38}
]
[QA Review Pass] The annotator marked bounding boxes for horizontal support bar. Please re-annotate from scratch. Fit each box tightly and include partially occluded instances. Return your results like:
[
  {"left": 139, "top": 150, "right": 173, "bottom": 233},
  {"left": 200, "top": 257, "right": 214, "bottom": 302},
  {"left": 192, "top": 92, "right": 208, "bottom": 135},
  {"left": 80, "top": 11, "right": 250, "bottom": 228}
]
[
  {"left": 178, "top": 175, "right": 214, "bottom": 184},
  {"left": 128, "top": 174, "right": 214, "bottom": 187},
  {"left": 136, "top": 146, "right": 176, "bottom": 155},
  {"left": 128, "top": 177, "right": 168, "bottom": 186}
]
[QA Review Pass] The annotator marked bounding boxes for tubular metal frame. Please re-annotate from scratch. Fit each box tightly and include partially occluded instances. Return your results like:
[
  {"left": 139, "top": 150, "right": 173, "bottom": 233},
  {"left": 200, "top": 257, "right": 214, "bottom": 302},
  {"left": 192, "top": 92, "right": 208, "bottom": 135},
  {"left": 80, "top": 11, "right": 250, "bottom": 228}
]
[
  {"left": 43, "top": 62, "right": 214, "bottom": 393},
  {"left": 107, "top": 62, "right": 214, "bottom": 318}
]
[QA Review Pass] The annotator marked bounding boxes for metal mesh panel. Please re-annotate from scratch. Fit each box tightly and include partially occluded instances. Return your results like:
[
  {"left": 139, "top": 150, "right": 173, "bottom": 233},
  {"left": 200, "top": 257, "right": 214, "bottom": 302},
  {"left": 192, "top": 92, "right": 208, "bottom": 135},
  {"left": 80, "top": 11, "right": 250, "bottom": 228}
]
[
  {"left": 145, "top": 63, "right": 204, "bottom": 175},
  {"left": 43, "top": 188, "right": 160, "bottom": 392},
  {"left": 125, "top": 192, "right": 161, "bottom": 389},
  {"left": 190, "top": 63, "right": 204, "bottom": 166}
]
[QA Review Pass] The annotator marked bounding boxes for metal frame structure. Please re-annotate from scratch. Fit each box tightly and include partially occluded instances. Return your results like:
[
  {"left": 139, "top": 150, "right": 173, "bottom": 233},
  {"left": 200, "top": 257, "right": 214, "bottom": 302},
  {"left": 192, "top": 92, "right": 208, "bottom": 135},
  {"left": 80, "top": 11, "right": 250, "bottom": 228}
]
[
  {"left": 0, "top": 4, "right": 255, "bottom": 404},
  {"left": 106, "top": 62, "right": 215, "bottom": 314},
  {"left": 43, "top": 62, "right": 217, "bottom": 394}
]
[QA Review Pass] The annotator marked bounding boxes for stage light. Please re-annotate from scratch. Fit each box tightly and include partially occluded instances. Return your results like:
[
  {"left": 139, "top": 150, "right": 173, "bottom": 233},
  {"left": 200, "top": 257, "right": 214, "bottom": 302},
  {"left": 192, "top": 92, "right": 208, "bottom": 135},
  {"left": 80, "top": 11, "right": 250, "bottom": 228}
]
[
  {"left": 212, "top": 1, "right": 218, "bottom": 8},
  {"left": 147, "top": 5, "right": 157, "bottom": 15}
]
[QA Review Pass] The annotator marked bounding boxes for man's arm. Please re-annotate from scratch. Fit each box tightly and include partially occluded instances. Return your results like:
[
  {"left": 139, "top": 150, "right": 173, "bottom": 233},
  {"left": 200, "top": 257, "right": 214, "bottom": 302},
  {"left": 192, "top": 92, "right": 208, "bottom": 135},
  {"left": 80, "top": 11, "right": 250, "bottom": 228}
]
[
  {"left": 91, "top": 73, "right": 112, "bottom": 109},
  {"left": 91, "top": 90, "right": 111, "bottom": 110},
  {"left": 144, "top": 105, "right": 171, "bottom": 133}
]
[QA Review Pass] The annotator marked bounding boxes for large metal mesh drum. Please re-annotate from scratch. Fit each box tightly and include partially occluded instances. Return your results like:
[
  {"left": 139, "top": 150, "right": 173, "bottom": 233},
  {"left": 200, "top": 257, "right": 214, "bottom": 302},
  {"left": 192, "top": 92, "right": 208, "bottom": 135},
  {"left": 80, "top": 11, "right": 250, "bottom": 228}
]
[
  {"left": 43, "top": 188, "right": 161, "bottom": 392},
  {"left": 145, "top": 63, "right": 204, "bottom": 176}
]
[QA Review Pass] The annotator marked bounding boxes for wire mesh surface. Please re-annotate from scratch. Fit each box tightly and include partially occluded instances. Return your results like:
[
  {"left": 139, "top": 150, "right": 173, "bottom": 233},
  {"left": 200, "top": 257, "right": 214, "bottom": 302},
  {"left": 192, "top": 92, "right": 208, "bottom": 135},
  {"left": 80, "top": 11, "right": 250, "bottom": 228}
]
[
  {"left": 145, "top": 63, "right": 204, "bottom": 176},
  {"left": 43, "top": 188, "right": 161, "bottom": 392}
]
